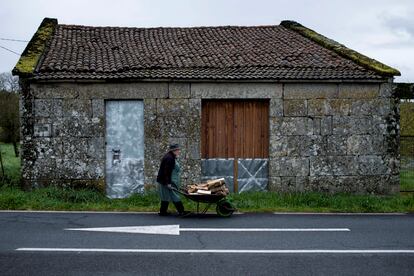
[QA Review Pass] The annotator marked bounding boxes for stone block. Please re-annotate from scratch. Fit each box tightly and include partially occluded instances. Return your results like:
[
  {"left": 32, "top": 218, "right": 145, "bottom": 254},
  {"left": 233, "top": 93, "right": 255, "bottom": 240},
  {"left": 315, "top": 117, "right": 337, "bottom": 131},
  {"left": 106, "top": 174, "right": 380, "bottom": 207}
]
[
  {"left": 32, "top": 83, "right": 79, "bottom": 99},
  {"left": 379, "top": 82, "right": 393, "bottom": 98},
  {"left": 386, "top": 156, "right": 399, "bottom": 175},
  {"left": 186, "top": 115, "right": 201, "bottom": 141},
  {"left": 310, "top": 156, "right": 358, "bottom": 176},
  {"left": 325, "top": 135, "right": 347, "bottom": 155},
  {"left": 270, "top": 117, "right": 313, "bottom": 136},
  {"left": 270, "top": 98, "right": 283, "bottom": 117},
  {"left": 62, "top": 137, "right": 89, "bottom": 160},
  {"left": 62, "top": 116, "right": 104, "bottom": 137},
  {"left": 357, "top": 155, "right": 389, "bottom": 175},
  {"left": 346, "top": 135, "right": 384, "bottom": 155},
  {"left": 308, "top": 176, "right": 366, "bottom": 194},
  {"left": 169, "top": 83, "right": 190, "bottom": 98},
  {"left": 267, "top": 176, "right": 308, "bottom": 193},
  {"left": 351, "top": 99, "right": 391, "bottom": 116},
  {"left": 88, "top": 137, "right": 105, "bottom": 160},
  {"left": 284, "top": 83, "right": 338, "bottom": 99},
  {"left": 292, "top": 136, "right": 311, "bottom": 156},
  {"left": 270, "top": 136, "right": 288, "bottom": 157},
  {"left": 270, "top": 135, "right": 321, "bottom": 157},
  {"left": 267, "top": 177, "right": 282, "bottom": 192},
  {"left": 34, "top": 99, "right": 63, "bottom": 118},
  {"left": 307, "top": 99, "right": 327, "bottom": 116},
  {"left": 283, "top": 99, "right": 307, "bottom": 116},
  {"left": 63, "top": 99, "right": 92, "bottom": 117},
  {"left": 144, "top": 99, "right": 157, "bottom": 115},
  {"left": 191, "top": 83, "right": 282, "bottom": 98},
  {"left": 87, "top": 159, "right": 105, "bottom": 179},
  {"left": 144, "top": 114, "right": 161, "bottom": 139},
  {"left": 156, "top": 99, "right": 189, "bottom": 116},
  {"left": 312, "top": 117, "right": 321, "bottom": 135},
  {"left": 92, "top": 99, "right": 104, "bottom": 117},
  {"left": 189, "top": 99, "right": 201, "bottom": 116},
  {"left": 180, "top": 159, "right": 202, "bottom": 183},
  {"left": 187, "top": 140, "right": 201, "bottom": 159},
  {"left": 327, "top": 99, "right": 351, "bottom": 115},
  {"left": 282, "top": 176, "right": 308, "bottom": 192},
  {"left": 307, "top": 176, "right": 336, "bottom": 193},
  {"left": 270, "top": 157, "right": 309, "bottom": 176},
  {"left": 32, "top": 157, "right": 57, "bottom": 179},
  {"left": 321, "top": 116, "right": 333, "bottom": 135},
  {"left": 338, "top": 84, "right": 379, "bottom": 99},
  {"left": 76, "top": 82, "right": 169, "bottom": 99},
  {"left": 332, "top": 116, "right": 375, "bottom": 135},
  {"left": 56, "top": 159, "right": 91, "bottom": 179},
  {"left": 33, "top": 137, "right": 63, "bottom": 160}
]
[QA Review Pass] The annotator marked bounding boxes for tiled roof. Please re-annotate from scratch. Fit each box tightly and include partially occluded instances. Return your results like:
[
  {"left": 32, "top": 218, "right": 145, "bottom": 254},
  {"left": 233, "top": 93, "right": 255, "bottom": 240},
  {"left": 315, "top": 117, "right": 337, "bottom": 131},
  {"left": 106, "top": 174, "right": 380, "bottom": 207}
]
[{"left": 16, "top": 19, "right": 398, "bottom": 80}]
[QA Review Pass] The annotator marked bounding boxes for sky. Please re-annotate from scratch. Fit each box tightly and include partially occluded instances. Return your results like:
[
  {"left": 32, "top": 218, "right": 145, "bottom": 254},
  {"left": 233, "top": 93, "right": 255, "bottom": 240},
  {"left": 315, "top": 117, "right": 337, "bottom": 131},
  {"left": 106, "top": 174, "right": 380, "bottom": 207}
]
[{"left": 0, "top": 0, "right": 413, "bottom": 82}]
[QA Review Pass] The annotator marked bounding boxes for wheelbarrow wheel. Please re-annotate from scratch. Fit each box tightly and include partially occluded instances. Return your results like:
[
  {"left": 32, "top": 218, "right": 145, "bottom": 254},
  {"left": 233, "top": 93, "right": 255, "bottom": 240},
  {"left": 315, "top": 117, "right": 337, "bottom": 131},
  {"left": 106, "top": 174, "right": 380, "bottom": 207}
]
[{"left": 216, "top": 200, "right": 235, "bottom": 217}]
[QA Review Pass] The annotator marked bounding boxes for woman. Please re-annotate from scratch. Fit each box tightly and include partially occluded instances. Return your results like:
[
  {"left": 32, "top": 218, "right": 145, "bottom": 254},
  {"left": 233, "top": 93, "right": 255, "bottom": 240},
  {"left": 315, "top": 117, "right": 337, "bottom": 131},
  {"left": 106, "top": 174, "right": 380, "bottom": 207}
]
[{"left": 156, "top": 144, "right": 189, "bottom": 216}]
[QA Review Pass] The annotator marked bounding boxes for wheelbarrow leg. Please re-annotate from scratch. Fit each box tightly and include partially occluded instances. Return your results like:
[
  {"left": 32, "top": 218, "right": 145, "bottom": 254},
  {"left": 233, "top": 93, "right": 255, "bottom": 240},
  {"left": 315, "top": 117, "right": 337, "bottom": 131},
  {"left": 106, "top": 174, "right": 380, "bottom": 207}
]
[{"left": 202, "top": 203, "right": 212, "bottom": 214}]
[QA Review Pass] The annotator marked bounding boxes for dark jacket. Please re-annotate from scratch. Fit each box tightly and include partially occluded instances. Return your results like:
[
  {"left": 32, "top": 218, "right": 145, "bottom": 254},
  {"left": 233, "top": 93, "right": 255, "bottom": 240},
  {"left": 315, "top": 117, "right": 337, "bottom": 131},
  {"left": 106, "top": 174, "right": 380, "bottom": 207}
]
[{"left": 156, "top": 151, "right": 176, "bottom": 185}]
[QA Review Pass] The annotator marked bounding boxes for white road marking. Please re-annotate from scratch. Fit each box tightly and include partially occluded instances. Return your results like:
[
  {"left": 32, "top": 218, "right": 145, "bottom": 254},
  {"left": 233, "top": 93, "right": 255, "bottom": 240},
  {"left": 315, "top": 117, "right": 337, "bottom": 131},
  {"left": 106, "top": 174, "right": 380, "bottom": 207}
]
[
  {"left": 273, "top": 212, "right": 408, "bottom": 216},
  {"left": 65, "top": 225, "right": 350, "bottom": 235},
  {"left": 16, "top": 248, "right": 414, "bottom": 254},
  {"left": 180, "top": 228, "right": 350, "bottom": 232},
  {"left": 66, "top": 225, "right": 180, "bottom": 235}
]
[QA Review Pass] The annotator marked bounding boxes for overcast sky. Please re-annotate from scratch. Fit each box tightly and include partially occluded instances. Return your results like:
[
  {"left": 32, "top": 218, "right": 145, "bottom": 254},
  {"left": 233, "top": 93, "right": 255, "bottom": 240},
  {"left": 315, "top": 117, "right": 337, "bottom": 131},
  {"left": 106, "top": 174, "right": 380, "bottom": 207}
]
[{"left": 1, "top": 0, "right": 413, "bottom": 82}]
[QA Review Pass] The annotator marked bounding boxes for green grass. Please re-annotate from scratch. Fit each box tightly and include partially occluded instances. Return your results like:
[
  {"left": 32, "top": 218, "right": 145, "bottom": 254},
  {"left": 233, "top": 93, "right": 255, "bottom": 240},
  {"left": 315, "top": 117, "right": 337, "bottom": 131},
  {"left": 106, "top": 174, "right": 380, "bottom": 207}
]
[
  {"left": 401, "top": 170, "right": 414, "bottom": 191},
  {"left": 0, "top": 186, "right": 413, "bottom": 213},
  {"left": 0, "top": 143, "right": 20, "bottom": 187}
]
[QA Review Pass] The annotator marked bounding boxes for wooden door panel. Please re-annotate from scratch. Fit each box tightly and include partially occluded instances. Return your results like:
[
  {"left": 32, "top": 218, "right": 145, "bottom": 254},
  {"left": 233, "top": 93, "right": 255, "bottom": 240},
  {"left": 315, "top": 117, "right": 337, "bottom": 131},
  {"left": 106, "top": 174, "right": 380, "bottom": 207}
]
[{"left": 201, "top": 100, "right": 269, "bottom": 158}]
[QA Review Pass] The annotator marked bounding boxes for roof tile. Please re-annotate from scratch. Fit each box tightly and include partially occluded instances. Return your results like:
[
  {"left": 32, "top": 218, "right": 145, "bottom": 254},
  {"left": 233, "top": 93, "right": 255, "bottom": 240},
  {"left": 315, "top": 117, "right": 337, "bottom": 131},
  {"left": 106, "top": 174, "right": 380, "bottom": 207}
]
[{"left": 34, "top": 24, "right": 385, "bottom": 80}]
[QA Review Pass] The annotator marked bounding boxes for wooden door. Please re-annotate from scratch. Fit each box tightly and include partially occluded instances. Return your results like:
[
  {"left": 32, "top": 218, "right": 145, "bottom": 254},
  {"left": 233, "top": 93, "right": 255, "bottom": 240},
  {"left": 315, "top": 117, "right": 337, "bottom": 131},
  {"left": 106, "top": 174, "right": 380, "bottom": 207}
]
[
  {"left": 201, "top": 100, "right": 269, "bottom": 192},
  {"left": 201, "top": 100, "right": 269, "bottom": 158}
]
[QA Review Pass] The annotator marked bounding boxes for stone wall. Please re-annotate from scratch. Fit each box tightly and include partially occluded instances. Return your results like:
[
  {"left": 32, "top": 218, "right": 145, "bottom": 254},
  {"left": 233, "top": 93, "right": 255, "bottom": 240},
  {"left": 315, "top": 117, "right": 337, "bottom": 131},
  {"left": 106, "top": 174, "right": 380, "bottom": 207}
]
[
  {"left": 269, "top": 82, "right": 399, "bottom": 194},
  {"left": 20, "top": 80, "right": 399, "bottom": 194}
]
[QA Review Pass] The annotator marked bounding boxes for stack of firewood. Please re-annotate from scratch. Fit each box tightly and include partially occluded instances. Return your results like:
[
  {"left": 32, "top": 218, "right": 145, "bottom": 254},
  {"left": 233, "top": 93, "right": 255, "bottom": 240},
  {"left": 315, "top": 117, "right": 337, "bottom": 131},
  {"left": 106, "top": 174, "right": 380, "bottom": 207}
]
[{"left": 186, "top": 178, "right": 229, "bottom": 196}]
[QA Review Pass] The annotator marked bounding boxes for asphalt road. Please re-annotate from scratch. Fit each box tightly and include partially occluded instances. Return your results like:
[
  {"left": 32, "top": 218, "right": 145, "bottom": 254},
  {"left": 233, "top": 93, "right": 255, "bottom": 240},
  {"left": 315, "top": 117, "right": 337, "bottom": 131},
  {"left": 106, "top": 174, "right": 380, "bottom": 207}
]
[{"left": 0, "top": 211, "right": 413, "bottom": 275}]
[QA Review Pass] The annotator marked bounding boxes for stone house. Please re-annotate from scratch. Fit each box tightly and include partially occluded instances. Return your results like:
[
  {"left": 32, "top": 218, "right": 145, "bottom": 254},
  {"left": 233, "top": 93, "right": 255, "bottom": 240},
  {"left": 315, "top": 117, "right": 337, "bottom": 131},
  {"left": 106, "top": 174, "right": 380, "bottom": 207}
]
[{"left": 13, "top": 18, "right": 401, "bottom": 197}]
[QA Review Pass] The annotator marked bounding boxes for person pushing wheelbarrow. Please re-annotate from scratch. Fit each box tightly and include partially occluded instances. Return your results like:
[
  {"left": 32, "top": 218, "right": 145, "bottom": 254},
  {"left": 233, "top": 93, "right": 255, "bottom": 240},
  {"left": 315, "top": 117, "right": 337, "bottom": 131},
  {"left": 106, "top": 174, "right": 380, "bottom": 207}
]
[{"left": 156, "top": 143, "right": 190, "bottom": 217}]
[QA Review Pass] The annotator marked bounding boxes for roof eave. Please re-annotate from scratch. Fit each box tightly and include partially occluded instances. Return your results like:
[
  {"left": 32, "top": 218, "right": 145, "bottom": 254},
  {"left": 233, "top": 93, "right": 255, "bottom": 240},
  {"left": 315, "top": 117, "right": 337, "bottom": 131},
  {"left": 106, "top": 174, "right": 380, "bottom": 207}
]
[
  {"left": 280, "top": 20, "right": 401, "bottom": 77},
  {"left": 12, "top": 18, "right": 58, "bottom": 78}
]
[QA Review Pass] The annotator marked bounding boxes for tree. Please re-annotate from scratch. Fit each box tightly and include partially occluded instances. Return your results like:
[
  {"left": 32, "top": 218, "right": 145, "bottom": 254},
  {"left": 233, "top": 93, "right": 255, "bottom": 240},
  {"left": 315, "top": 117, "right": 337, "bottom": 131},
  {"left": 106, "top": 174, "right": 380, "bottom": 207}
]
[
  {"left": 0, "top": 72, "right": 20, "bottom": 157},
  {"left": 0, "top": 72, "right": 20, "bottom": 93}
]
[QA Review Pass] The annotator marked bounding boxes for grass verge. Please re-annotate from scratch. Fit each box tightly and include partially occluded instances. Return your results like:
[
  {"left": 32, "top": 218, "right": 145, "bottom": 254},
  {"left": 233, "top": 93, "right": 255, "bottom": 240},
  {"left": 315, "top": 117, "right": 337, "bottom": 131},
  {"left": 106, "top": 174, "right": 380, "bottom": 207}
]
[
  {"left": 0, "top": 142, "right": 413, "bottom": 213},
  {"left": 401, "top": 170, "right": 414, "bottom": 191},
  {"left": 0, "top": 142, "right": 20, "bottom": 187},
  {"left": 0, "top": 186, "right": 413, "bottom": 213}
]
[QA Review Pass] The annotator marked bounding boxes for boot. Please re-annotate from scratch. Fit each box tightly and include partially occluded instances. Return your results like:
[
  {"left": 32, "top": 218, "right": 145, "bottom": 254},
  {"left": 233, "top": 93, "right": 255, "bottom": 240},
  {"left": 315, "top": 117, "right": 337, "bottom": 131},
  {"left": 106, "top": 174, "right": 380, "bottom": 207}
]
[
  {"left": 159, "top": 201, "right": 171, "bottom": 216},
  {"left": 173, "top": 201, "right": 190, "bottom": 217}
]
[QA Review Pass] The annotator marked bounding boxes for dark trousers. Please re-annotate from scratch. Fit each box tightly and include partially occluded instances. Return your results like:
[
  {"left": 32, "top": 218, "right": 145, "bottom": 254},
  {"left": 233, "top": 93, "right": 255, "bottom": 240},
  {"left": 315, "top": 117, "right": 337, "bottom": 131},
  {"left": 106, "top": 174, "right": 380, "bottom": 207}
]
[{"left": 159, "top": 201, "right": 184, "bottom": 214}]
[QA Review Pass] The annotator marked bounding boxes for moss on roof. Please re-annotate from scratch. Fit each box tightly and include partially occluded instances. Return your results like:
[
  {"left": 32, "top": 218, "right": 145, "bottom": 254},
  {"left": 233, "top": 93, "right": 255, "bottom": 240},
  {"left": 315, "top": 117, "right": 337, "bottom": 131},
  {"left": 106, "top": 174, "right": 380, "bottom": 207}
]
[
  {"left": 12, "top": 18, "right": 57, "bottom": 77},
  {"left": 281, "top": 20, "right": 401, "bottom": 77}
]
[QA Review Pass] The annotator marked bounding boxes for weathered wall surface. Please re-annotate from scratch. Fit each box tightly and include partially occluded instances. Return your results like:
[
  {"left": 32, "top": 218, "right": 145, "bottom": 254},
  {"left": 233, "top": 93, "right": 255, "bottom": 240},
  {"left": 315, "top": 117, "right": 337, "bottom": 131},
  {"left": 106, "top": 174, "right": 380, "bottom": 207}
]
[
  {"left": 20, "top": 80, "right": 399, "bottom": 194},
  {"left": 269, "top": 82, "right": 399, "bottom": 194}
]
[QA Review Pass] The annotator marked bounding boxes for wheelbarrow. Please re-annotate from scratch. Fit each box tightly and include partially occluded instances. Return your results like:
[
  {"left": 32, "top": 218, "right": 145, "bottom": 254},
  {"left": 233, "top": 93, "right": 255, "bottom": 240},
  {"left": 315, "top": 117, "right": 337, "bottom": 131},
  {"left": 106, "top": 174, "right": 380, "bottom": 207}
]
[{"left": 170, "top": 187, "right": 236, "bottom": 217}]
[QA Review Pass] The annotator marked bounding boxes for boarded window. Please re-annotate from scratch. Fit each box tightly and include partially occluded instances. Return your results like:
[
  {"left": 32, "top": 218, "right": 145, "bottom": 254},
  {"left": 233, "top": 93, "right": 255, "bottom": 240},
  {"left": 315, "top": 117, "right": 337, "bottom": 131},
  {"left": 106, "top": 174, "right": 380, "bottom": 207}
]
[{"left": 201, "top": 100, "right": 269, "bottom": 158}]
